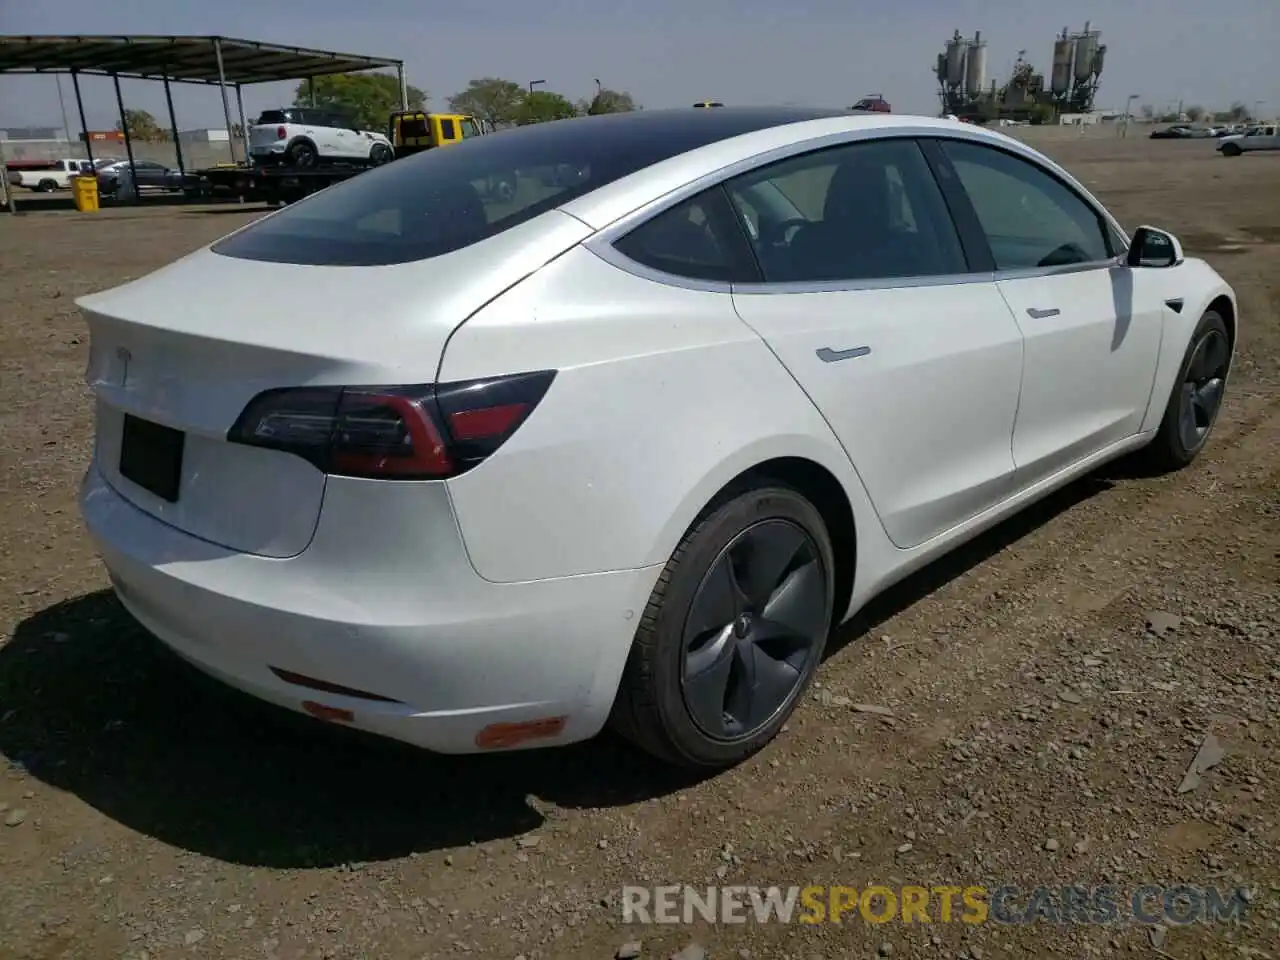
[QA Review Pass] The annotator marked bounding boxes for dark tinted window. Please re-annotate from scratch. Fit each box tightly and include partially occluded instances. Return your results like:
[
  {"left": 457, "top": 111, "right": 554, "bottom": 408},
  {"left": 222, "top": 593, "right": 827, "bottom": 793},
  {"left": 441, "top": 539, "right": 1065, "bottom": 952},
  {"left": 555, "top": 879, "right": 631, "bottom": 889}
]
[
  {"left": 723, "top": 138, "right": 967, "bottom": 282},
  {"left": 256, "top": 109, "right": 293, "bottom": 124},
  {"left": 613, "top": 189, "right": 759, "bottom": 283},
  {"left": 940, "top": 139, "right": 1111, "bottom": 270},
  {"left": 440, "top": 118, "right": 457, "bottom": 141},
  {"left": 214, "top": 108, "right": 846, "bottom": 266}
]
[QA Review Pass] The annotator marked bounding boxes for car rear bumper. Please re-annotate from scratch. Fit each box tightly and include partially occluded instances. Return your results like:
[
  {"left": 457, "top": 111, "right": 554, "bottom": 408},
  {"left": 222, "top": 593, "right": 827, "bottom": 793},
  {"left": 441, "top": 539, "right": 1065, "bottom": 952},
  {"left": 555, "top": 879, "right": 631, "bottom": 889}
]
[{"left": 79, "top": 461, "right": 660, "bottom": 754}]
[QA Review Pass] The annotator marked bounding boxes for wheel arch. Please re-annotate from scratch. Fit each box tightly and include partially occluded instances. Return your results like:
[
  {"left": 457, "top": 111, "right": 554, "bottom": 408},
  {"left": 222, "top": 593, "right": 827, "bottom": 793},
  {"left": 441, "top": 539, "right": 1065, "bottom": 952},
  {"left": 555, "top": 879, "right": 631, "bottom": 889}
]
[
  {"left": 704, "top": 456, "right": 858, "bottom": 629},
  {"left": 1207, "top": 293, "right": 1236, "bottom": 353},
  {"left": 287, "top": 135, "right": 318, "bottom": 156}
]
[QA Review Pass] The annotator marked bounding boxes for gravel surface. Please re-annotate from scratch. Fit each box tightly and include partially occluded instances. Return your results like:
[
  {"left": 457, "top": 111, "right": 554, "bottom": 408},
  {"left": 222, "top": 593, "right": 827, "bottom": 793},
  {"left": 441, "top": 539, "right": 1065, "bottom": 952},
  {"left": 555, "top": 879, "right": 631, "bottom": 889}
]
[{"left": 1, "top": 137, "right": 1277, "bottom": 960}]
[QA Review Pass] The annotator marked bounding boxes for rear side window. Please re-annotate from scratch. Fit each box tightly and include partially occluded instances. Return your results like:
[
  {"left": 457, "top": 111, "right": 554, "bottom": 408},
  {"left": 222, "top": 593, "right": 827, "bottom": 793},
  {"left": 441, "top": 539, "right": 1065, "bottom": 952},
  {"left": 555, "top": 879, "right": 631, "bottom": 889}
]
[
  {"left": 723, "top": 138, "right": 967, "bottom": 283},
  {"left": 439, "top": 118, "right": 458, "bottom": 141},
  {"left": 613, "top": 189, "right": 759, "bottom": 283},
  {"left": 214, "top": 109, "right": 834, "bottom": 267},
  {"left": 257, "top": 110, "right": 291, "bottom": 124}
]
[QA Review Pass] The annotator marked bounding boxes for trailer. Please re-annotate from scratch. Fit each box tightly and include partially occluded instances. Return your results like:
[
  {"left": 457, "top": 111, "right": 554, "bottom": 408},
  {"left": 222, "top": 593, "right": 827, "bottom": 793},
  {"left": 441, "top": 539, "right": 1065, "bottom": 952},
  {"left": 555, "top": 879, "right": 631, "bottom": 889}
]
[{"left": 191, "top": 161, "right": 369, "bottom": 204}]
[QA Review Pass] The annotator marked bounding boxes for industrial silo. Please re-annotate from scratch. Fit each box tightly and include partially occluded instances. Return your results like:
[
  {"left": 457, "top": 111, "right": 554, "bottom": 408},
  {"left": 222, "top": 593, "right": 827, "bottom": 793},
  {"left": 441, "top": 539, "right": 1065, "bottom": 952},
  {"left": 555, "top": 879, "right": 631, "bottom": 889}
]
[
  {"left": 965, "top": 31, "right": 987, "bottom": 96},
  {"left": 1051, "top": 29, "right": 1074, "bottom": 95},
  {"left": 1074, "top": 23, "right": 1099, "bottom": 83},
  {"left": 1091, "top": 42, "right": 1107, "bottom": 77},
  {"left": 945, "top": 30, "right": 968, "bottom": 87}
]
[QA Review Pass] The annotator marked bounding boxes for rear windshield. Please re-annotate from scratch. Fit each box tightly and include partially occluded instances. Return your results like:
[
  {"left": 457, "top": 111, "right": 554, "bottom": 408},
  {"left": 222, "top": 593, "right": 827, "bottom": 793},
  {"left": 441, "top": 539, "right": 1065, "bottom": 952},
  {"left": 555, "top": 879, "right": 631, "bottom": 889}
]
[
  {"left": 256, "top": 109, "right": 293, "bottom": 124},
  {"left": 213, "top": 108, "right": 845, "bottom": 266}
]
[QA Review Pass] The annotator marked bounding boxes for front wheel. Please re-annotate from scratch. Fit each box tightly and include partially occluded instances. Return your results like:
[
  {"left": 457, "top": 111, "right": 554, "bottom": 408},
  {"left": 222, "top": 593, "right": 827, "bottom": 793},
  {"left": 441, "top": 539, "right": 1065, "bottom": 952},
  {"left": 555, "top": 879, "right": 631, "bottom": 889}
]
[
  {"left": 610, "top": 486, "right": 835, "bottom": 769},
  {"left": 1141, "top": 310, "right": 1231, "bottom": 471},
  {"left": 1221, "top": 143, "right": 1242, "bottom": 157}
]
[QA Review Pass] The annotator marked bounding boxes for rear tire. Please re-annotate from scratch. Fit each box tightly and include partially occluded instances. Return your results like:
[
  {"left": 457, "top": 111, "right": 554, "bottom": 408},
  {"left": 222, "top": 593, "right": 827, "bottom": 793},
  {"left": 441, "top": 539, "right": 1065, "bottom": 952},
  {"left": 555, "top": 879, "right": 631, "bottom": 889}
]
[
  {"left": 610, "top": 486, "right": 835, "bottom": 770},
  {"left": 369, "top": 142, "right": 393, "bottom": 165},
  {"left": 287, "top": 140, "right": 318, "bottom": 168},
  {"left": 1221, "top": 143, "right": 1242, "bottom": 157},
  {"left": 37, "top": 179, "right": 57, "bottom": 193},
  {"left": 1140, "top": 310, "right": 1231, "bottom": 471}
]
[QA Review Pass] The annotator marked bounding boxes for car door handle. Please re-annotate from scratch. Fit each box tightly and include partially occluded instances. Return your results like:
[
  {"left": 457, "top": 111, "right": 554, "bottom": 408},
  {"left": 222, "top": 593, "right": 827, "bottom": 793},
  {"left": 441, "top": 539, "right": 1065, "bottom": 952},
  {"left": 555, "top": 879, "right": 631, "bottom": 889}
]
[
  {"left": 816, "top": 346, "right": 871, "bottom": 363},
  {"left": 1026, "top": 307, "right": 1061, "bottom": 319}
]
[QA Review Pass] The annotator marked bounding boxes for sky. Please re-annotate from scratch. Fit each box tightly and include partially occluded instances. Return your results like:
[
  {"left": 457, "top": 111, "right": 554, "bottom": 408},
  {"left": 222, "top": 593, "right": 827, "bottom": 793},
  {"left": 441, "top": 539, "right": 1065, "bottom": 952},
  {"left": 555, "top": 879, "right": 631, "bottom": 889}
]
[{"left": 1, "top": 0, "right": 1276, "bottom": 134}]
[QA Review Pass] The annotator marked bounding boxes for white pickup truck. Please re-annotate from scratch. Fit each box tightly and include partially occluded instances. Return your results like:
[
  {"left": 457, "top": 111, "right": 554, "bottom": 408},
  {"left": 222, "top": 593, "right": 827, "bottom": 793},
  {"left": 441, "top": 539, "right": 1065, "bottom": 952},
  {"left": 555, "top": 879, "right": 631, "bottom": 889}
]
[
  {"left": 1217, "top": 124, "right": 1278, "bottom": 156},
  {"left": 6, "top": 158, "right": 93, "bottom": 192}
]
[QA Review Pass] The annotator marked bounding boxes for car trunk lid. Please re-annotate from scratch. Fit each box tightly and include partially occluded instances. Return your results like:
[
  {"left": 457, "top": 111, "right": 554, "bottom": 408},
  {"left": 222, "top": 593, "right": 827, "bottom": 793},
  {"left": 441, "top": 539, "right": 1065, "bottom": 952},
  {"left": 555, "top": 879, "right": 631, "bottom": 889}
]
[{"left": 78, "top": 210, "right": 592, "bottom": 558}]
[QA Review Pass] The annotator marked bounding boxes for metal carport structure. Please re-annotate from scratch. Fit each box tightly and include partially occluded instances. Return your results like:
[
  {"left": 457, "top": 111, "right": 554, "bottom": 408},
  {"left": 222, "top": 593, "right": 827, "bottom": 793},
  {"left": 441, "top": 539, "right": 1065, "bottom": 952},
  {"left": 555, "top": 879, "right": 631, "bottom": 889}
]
[{"left": 0, "top": 35, "right": 406, "bottom": 209}]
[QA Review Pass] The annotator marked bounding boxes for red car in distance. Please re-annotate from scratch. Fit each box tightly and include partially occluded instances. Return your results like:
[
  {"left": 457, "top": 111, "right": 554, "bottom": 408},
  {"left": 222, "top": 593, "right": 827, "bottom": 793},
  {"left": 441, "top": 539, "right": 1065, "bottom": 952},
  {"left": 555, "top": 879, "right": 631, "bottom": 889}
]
[{"left": 851, "top": 95, "right": 891, "bottom": 113}]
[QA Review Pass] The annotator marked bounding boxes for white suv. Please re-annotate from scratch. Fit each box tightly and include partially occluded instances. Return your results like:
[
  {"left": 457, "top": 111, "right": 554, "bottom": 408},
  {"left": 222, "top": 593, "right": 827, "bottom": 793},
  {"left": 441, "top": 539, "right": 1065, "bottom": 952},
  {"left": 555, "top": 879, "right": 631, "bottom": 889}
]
[{"left": 249, "top": 108, "right": 394, "bottom": 167}]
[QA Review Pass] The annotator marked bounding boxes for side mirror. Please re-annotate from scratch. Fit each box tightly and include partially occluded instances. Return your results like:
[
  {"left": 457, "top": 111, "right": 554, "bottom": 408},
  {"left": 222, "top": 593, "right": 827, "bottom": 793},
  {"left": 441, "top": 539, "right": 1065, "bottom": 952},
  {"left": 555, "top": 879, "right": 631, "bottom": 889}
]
[{"left": 1126, "top": 225, "right": 1184, "bottom": 268}]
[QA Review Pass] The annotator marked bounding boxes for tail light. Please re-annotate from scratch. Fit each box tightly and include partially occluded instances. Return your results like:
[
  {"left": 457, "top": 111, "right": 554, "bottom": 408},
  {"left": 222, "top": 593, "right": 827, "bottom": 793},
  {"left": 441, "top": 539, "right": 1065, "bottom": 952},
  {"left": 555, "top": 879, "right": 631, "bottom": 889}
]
[
  {"left": 227, "top": 370, "right": 555, "bottom": 480},
  {"left": 276, "top": 126, "right": 287, "bottom": 140}
]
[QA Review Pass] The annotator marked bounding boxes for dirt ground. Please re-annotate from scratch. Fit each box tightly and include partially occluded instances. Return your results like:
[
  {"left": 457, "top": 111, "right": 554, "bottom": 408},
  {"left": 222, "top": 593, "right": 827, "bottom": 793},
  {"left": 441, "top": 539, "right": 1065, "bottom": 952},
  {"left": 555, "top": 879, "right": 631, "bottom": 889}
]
[{"left": 0, "top": 136, "right": 1277, "bottom": 960}]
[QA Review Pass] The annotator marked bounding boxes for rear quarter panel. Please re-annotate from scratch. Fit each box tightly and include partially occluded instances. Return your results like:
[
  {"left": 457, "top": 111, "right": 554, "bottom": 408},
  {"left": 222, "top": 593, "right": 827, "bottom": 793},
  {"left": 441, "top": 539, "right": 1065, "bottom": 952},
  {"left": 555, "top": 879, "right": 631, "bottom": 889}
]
[{"left": 438, "top": 245, "right": 872, "bottom": 584}]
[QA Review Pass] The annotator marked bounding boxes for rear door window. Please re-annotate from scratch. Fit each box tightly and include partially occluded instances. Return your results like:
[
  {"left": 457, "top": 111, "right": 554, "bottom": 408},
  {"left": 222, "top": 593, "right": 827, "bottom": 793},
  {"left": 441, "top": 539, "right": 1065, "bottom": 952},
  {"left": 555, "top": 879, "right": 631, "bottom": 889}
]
[{"left": 722, "top": 138, "right": 968, "bottom": 283}]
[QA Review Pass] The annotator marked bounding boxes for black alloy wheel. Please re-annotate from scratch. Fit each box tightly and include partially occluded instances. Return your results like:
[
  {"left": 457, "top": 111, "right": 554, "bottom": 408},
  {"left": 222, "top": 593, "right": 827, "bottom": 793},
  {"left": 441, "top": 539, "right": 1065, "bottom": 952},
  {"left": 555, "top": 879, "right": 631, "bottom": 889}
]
[
  {"left": 289, "top": 141, "right": 317, "bottom": 167},
  {"left": 610, "top": 486, "right": 836, "bottom": 769},
  {"left": 680, "top": 520, "right": 828, "bottom": 741},
  {"left": 1143, "top": 310, "right": 1231, "bottom": 470},
  {"left": 1177, "top": 326, "right": 1230, "bottom": 453}
]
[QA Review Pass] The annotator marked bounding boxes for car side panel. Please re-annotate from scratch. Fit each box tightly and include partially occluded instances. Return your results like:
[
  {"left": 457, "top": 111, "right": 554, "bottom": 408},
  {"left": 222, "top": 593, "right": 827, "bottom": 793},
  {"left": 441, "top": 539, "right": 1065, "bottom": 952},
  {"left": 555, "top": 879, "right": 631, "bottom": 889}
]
[{"left": 438, "top": 245, "right": 881, "bottom": 587}]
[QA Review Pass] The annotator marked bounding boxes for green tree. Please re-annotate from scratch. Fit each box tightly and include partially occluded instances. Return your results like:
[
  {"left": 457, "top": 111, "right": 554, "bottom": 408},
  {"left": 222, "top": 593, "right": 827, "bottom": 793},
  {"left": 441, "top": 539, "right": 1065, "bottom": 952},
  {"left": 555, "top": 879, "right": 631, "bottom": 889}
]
[
  {"left": 513, "top": 90, "right": 579, "bottom": 125},
  {"left": 1028, "top": 102, "right": 1055, "bottom": 125},
  {"left": 584, "top": 87, "right": 638, "bottom": 115},
  {"left": 293, "top": 73, "right": 426, "bottom": 132},
  {"left": 115, "top": 109, "right": 166, "bottom": 141},
  {"left": 448, "top": 77, "right": 525, "bottom": 128},
  {"left": 1185, "top": 104, "right": 1206, "bottom": 122}
]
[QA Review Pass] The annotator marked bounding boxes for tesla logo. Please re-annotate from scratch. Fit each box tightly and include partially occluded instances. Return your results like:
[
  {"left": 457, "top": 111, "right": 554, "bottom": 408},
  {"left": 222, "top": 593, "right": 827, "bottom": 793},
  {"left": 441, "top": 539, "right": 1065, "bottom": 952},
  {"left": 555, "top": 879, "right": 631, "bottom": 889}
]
[{"left": 115, "top": 347, "right": 131, "bottom": 387}]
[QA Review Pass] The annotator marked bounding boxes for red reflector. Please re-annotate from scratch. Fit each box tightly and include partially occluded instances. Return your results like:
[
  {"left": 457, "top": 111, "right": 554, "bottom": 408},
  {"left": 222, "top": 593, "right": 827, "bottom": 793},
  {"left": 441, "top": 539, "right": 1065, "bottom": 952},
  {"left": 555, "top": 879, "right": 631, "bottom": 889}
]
[
  {"left": 448, "top": 403, "right": 529, "bottom": 441},
  {"left": 475, "top": 716, "right": 567, "bottom": 749},
  {"left": 301, "top": 701, "right": 355, "bottom": 723},
  {"left": 276, "top": 126, "right": 287, "bottom": 139}
]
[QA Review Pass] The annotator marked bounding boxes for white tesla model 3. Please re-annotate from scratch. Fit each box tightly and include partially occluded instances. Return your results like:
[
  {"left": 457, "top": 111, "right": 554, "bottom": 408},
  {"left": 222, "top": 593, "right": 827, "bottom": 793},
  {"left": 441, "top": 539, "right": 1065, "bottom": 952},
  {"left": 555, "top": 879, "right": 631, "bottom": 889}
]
[{"left": 78, "top": 108, "right": 1237, "bottom": 769}]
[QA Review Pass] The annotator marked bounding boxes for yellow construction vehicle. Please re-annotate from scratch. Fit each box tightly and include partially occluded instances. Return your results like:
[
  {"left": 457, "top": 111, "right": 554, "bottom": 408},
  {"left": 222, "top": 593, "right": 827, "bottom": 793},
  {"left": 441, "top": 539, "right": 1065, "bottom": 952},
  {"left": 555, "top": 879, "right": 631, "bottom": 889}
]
[{"left": 389, "top": 111, "right": 483, "bottom": 157}]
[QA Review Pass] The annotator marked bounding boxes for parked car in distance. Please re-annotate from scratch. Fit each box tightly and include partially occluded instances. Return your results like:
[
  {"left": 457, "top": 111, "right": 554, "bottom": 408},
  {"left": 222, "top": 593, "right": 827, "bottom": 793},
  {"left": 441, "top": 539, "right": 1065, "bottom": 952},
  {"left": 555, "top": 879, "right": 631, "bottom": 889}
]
[
  {"left": 95, "top": 160, "right": 198, "bottom": 199},
  {"left": 249, "top": 108, "right": 395, "bottom": 167},
  {"left": 851, "top": 96, "right": 891, "bottom": 113},
  {"left": 77, "top": 108, "right": 1238, "bottom": 771},
  {"left": 1218, "top": 123, "right": 1279, "bottom": 156},
  {"left": 7, "top": 157, "right": 92, "bottom": 191},
  {"left": 1150, "top": 124, "right": 1215, "bottom": 139}
]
